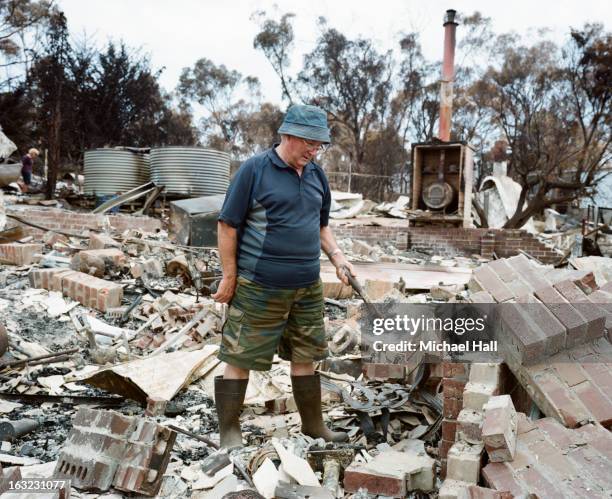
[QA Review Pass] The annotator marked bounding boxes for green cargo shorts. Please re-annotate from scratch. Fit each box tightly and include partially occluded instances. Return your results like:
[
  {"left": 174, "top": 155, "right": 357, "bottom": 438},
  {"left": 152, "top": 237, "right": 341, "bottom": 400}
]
[{"left": 217, "top": 276, "right": 328, "bottom": 371}]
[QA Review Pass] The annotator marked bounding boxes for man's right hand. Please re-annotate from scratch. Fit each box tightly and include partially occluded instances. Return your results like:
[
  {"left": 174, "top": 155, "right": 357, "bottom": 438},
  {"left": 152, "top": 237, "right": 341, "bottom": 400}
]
[{"left": 212, "top": 275, "right": 237, "bottom": 303}]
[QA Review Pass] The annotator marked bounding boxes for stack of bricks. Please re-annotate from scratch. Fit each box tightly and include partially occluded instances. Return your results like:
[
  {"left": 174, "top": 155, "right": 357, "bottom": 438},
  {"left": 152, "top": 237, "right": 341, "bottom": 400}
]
[
  {"left": 28, "top": 267, "right": 122, "bottom": 312},
  {"left": 55, "top": 408, "right": 134, "bottom": 492},
  {"left": 112, "top": 418, "right": 176, "bottom": 496},
  {"left": 480, "top": 232, "right": 496, "bottom": 260},
  {"left": 469, "top": 255, "right": 607, "bottom": 366},
  {"left": 54, "top": 407, "right": 175, "bottom": 497},
  {"left": 481, "top": 395, "right": 517, "bottom": 463},
  {"left": 440, "top": 363, "right": 502, "bottom": 499},
  {"left": 440, "top": 362, "right": 469, "bottom": 479},
  {"left": 343, "top": 440, "right": 435, "bottom": 495},
  {"left": 483, "top": 414, "right": 612, "bottom": 497},
  {"left": 0, "top": 243, "right": 43, "bottom": 265}
]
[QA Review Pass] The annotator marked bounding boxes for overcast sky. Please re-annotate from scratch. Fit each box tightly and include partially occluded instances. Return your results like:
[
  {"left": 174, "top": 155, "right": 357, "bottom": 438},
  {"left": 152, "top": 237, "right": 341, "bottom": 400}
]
[{"left": 57, "top": 0, "right": 611, "bottom": 105}]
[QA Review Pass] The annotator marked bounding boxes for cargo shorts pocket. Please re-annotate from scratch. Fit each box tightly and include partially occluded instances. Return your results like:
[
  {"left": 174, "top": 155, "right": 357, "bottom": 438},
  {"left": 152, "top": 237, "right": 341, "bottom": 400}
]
[{"left": 222, "top": 305, "right": 245, "bottom": 353}]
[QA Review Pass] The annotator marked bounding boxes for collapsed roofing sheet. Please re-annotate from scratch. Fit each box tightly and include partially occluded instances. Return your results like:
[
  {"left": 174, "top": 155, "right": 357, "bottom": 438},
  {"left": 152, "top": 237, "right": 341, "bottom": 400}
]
[{"left": 76, "top": 346, "right": 219, "bottom": 404}]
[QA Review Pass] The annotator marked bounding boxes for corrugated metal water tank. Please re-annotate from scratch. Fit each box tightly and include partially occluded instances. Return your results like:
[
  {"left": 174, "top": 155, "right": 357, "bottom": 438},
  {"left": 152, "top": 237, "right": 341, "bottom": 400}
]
[
  {"left": 150, "top": 147, "right": 230, "bottom": 196},
  {"left": 84, "top": 149, "right": 150, "bottom": 196}
]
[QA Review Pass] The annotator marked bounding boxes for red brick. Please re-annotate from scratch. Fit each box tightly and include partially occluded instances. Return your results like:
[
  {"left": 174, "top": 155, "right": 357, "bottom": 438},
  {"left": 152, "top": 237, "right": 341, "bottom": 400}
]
[
  {"left": 553, "top": 363, "right": 588, "bottom": 388},
  {"left": 570, "top": 271, "right": 598, "bottom": 293},
  {"left": 443, "top": 396, "right": 463, "bottom": 419},
  {"left": 486, "top": 259, "right": 517, "bottom": 283},
  {"left": 55, "top": 408, "right": 174, "bottom": 496},
  {"left": 28, "top": 267, "right": 67, "bottom": 289},
  {"left": 566, "top": 445, "right": 612, "bottom": 491},
  {"left": 342, "top": 449, "right": 436, "bottom": 496},
  {"left": 457, "top": 409, "right": 484, "bottom": 443},
  {"left": 531, "top": 371, "right": 590, "bottom": 428},
  {"left": 581, "top": 363, "right": 612, "bottom": 397},
  {"left": 443, "top": 378, "right": 467, "bottom": 400},
  {"left": 482, "top": 396, "right": 517, "bottom": 462},
  {"left": 72, "top": 407, "right": 101, "bottom": 427},
  {"left": 574, "top": 424, "right": 612, "bottom": 461},
  {"left": 464, "top": 485, "right": 513, "bottom": 499},
  {"left": 443, "top": 362, "right": 469, "bottom": 379},
  {"left": 113, "top": 420, "right": 176, "bottom": 496},
  {"left": 469, "top": 291, "right": 495, "bottom": 303},
  {"left": 584, "top": 291, "right": 612, "bottom": 336},
  {"left": 515, "top": 466, "right": 565, "bottom": 497},
  {"left": 505, "top": 276, "right": 533, "bottom": 297},
  {"left": 482, "top": 463, "right": 525, "bottom": 496},
  {"left": 535, "top": 286, "right": 589, "bottom": 348},
  {"left": 442, "top": 418, "right": 458, "bottom": 442},
  {"left": 89, "top": 233, "right": 121, "bottom": 250},
  {"left": 506, "top": 254, "right": 550, "bottom": 291},
  {"left": 0, "top": 243, "right": 43, "bottom": 265},
  {"left": 572, "top": 381, "right": 612, "bottom": 427},
  {"left": 554, "top": 280, "right": 590, "bottom": 302},
  {"left": 61, "top": 271, "right": 123, "bottom": 311},
  {"left": 534, "top": 417, "right": 574, "bottom": 450},
  {"left": 569, "top": 305, "right": 606, "bottom": 342},
  {"left": 50, "top": 269, "right": 77, "bottom": 291},
  {"left": 472, "top": 266, "right": 514, "bottom": 302},
  {"left": 363, "top": 363, "right": 405, "bottom": 380},
  {"left": 499, "top": 304, "right": 548, "bottom": 365},
  {"left": 514, "top": 296, "right": 566, "bottom": 355},
  {"left": 145, "top": 397, "right": 167, "bottom": 417},
  {"left": 440, "top": 458, "right": 447, "bottom": 479},
  {"left": 529, "top": 437, "right": 579, "bottom": 477},
  {"left": 42, "top": 231, "right": 69, "bottom": 246},
  {"left": 439, "top": 438, "right": 455, "bottom": 459}
]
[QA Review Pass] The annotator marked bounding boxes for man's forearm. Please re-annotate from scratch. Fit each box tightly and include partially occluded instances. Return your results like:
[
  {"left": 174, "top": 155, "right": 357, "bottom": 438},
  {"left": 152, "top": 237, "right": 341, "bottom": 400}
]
[
  {"left": 320, "top": 225, "right": 355, "bottom": 282},
  {"left": 217, "top": 222, "right": 238, "bottom": 277},
  {"left": 320, "top": 225, "right": 340, "bottom": 258}
]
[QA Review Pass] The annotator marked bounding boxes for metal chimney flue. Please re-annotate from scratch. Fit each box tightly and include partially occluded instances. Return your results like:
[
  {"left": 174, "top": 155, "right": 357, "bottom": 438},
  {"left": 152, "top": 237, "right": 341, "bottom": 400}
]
[{"left": 438, "top": 9, "right": 458, "bottom": 142}]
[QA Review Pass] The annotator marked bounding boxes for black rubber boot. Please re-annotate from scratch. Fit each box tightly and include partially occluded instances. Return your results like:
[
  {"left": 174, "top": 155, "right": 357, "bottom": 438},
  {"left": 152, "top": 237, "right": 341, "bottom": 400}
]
[
  {"left": 214, "top": 375, "right": 248, "bottom": 449},
  {"left": 291, "top": 373, "right": 348, "bottom": 442}
]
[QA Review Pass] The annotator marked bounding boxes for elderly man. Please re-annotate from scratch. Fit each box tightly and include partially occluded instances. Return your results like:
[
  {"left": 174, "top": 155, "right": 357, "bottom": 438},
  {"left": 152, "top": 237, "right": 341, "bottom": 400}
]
[{"left": 212, "top": 104, "right": 355, "bottom": 449}]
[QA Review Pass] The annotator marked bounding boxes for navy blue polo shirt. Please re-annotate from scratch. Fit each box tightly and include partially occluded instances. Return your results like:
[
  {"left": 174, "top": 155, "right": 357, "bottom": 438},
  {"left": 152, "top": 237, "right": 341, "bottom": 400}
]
[{"left": 218, "top": 146, "right": 331, "bottom": 289}]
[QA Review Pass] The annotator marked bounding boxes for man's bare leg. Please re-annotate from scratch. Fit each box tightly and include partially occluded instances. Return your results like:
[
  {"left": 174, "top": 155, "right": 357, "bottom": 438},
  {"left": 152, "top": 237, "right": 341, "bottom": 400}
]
[
  {"left": 290, "top": 361, "right": 315, "bottom": 376},
  {"left": 224, "top": 364, "right": 250, "bottom": 379}
]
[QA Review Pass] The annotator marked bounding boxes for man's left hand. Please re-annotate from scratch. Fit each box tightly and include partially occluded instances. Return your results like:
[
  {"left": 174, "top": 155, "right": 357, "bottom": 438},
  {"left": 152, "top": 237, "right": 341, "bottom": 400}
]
[{"left": 331, "top": 253, "right": 355, "bottom": 286}]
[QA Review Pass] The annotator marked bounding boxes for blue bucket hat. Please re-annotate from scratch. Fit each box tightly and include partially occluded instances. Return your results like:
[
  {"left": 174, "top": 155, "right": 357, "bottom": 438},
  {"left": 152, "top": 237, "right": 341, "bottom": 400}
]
[{"left": 278, "top": 104, "right": 331, "bottom": 143}]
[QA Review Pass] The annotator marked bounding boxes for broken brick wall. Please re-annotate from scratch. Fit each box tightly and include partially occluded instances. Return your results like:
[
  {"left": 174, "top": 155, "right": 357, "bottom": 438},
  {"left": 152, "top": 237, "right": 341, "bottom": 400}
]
[
  {"left": 330, "top": 223, "right": 560, "bottom": 263},
  {"left": 6, "top": 207, "right": 163, "bottom": 237}
]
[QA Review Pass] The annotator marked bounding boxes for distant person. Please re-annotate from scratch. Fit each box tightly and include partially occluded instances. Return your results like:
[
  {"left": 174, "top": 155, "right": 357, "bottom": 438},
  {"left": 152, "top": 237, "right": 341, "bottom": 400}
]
[{"left": 21, "top": 148, "right": 39, "bottom": 190}]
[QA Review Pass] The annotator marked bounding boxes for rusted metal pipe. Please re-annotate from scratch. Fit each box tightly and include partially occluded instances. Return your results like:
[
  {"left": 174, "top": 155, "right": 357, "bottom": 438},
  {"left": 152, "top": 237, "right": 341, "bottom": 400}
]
[
  {"left": 438, "top": 9, "right": 458, "bottom": 142},
  {"left": 0, "top": 347, "right": 79, "bottom": 369},
  {"left": 166, "top": 424, "right": 219, "bottom": 450}
]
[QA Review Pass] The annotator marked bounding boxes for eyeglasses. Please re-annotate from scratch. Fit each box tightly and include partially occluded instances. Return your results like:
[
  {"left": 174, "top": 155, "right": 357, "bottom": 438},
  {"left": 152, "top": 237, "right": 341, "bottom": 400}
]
[{"left": 301, "top": 139, "right": 329, "bottom": 153}]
